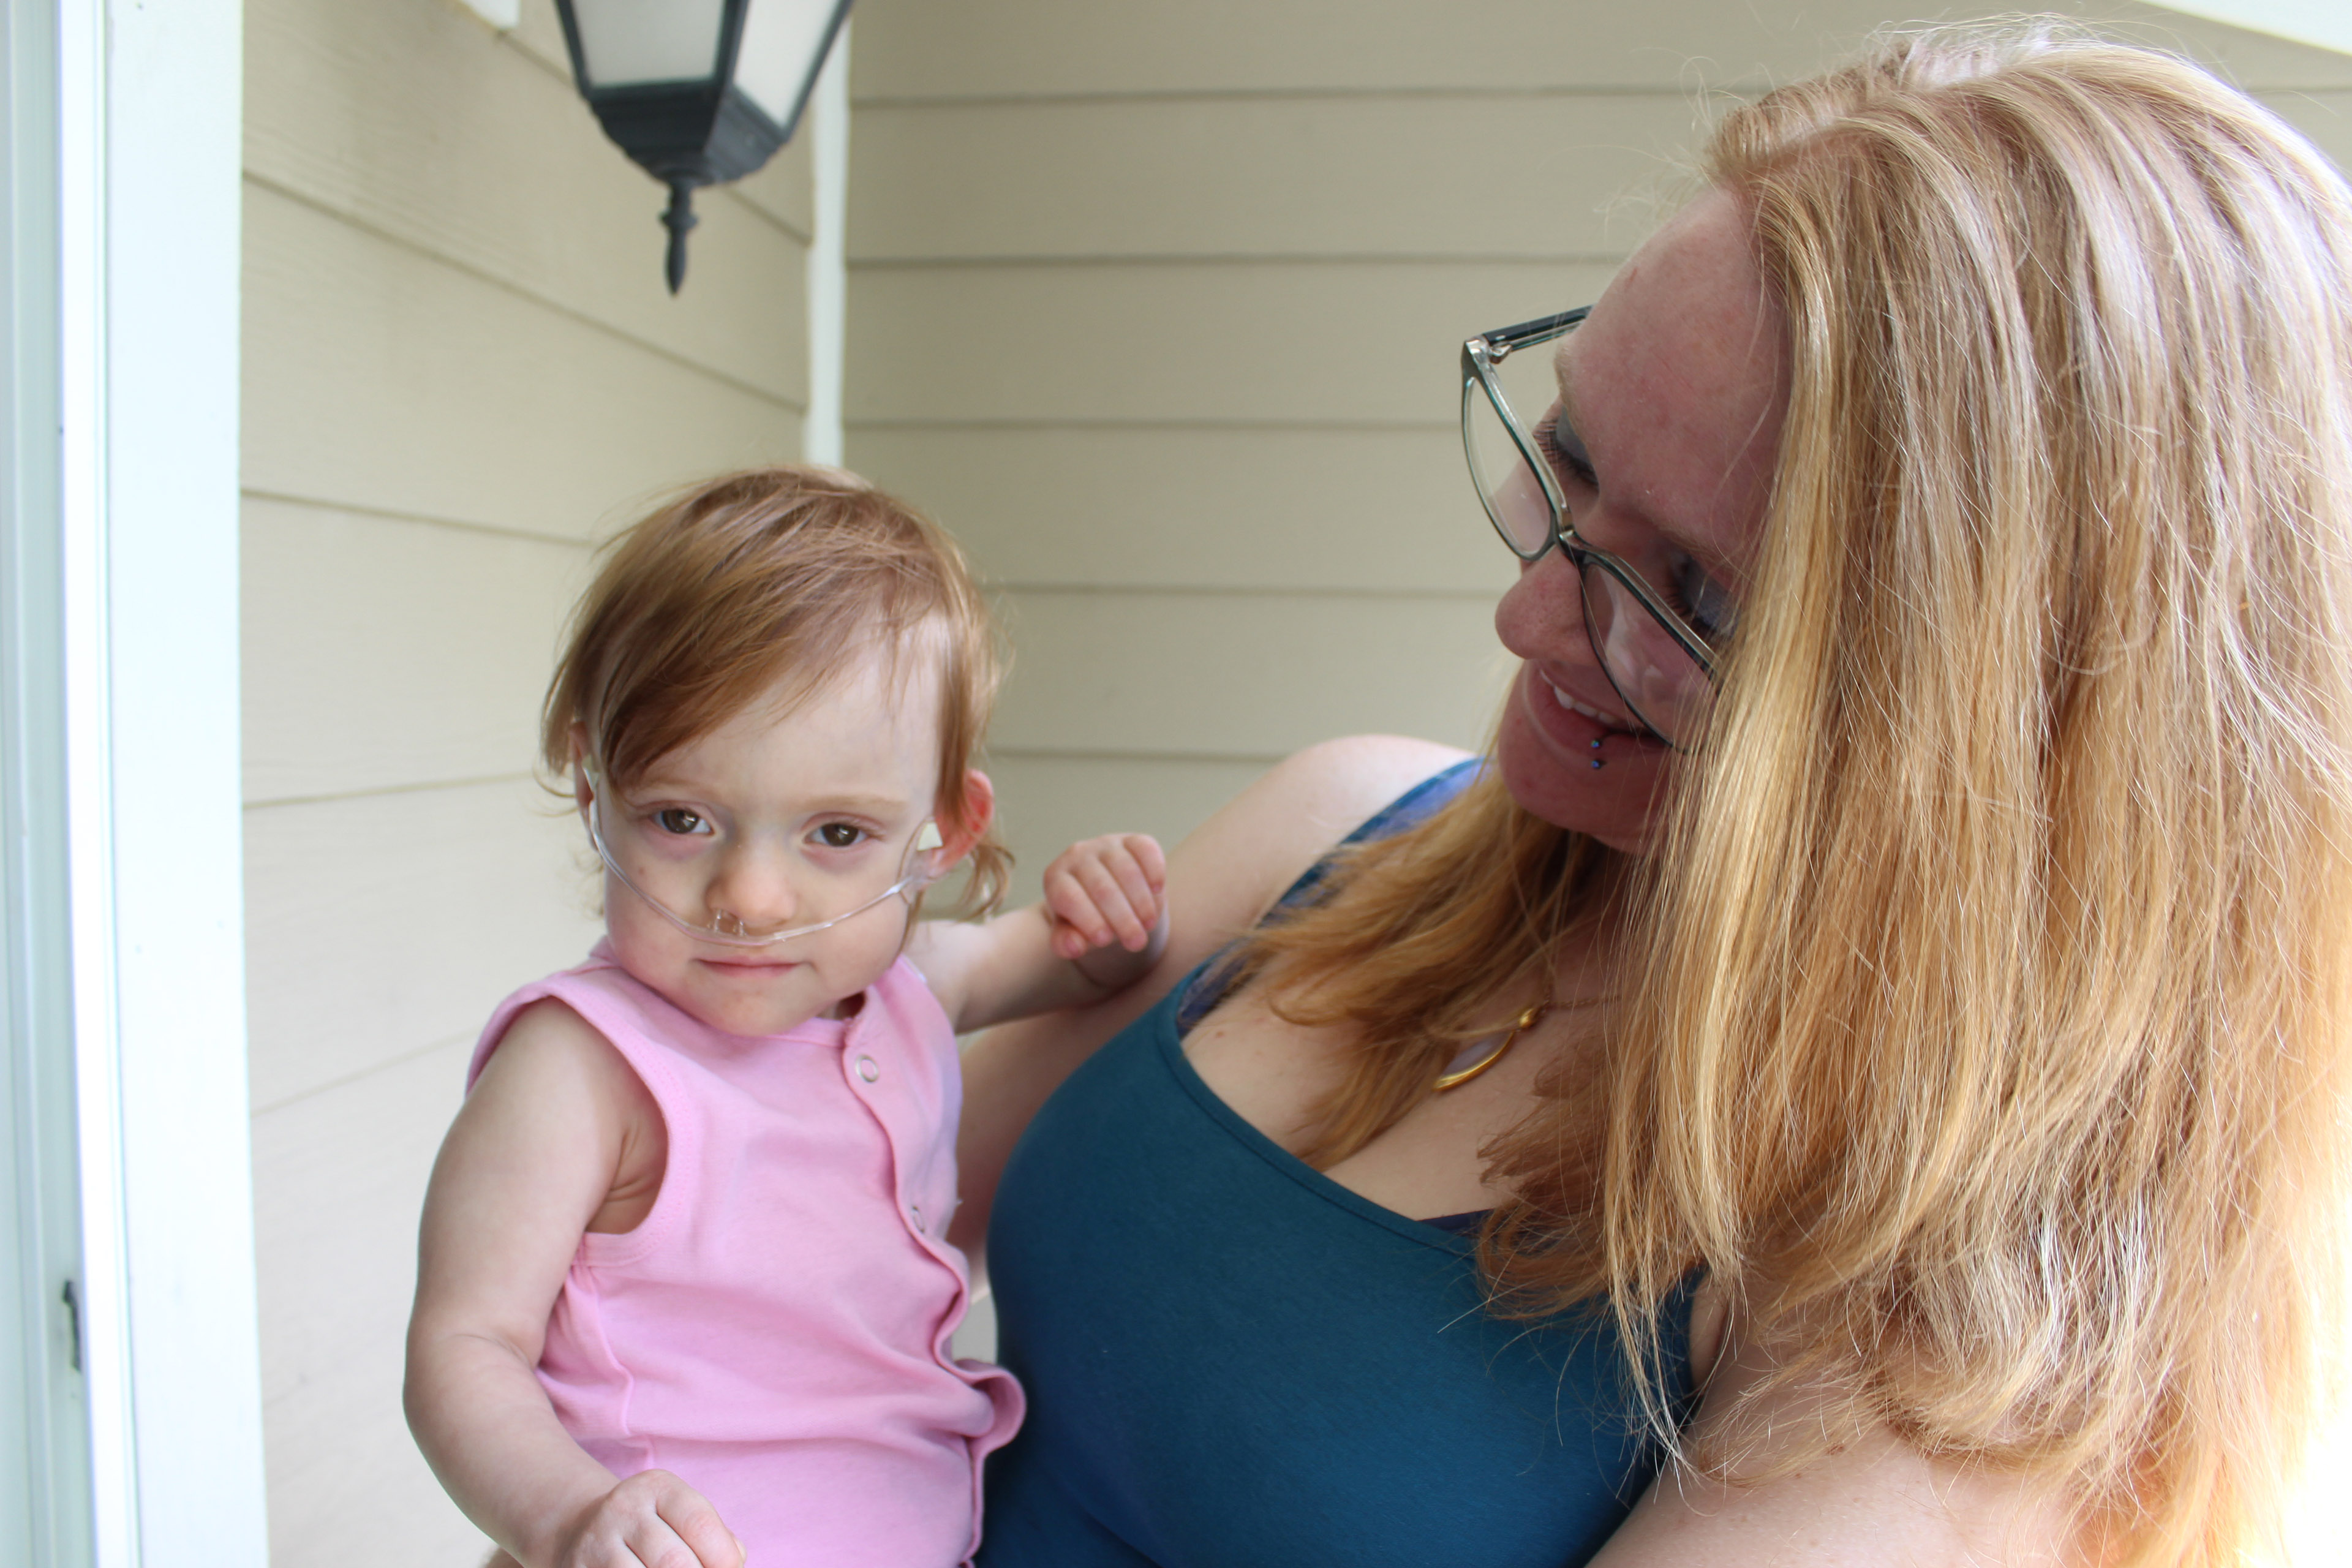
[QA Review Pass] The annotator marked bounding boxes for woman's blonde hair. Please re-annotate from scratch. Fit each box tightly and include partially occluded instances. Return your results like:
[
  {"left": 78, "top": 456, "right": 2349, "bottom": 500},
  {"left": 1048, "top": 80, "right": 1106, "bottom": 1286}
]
[
  {"left": 543, "top": 465, "right": 1010, "bottom": 911},
  {"left": 1254, "top": 23, "right": 2352, "bottom": 1564}
]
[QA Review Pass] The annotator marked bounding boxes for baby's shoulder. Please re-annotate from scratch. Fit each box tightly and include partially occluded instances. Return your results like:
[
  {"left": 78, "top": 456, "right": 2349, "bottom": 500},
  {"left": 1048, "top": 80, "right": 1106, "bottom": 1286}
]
[
  {"left": 477, "top": 995, "right": 655, "bottom": 1113},
  {"left": 461, "top": 995, "right": 671, "bottom": 1238}
]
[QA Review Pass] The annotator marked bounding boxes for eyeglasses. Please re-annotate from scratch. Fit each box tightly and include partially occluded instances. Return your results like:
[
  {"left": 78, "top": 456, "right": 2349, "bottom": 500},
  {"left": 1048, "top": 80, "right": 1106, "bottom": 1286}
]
[
  {"left": 584, "top": 770, "right": 943, "bottom": 948},
  {"left": 1461, "top": 307, "right": 1724, "bottom": 748}
]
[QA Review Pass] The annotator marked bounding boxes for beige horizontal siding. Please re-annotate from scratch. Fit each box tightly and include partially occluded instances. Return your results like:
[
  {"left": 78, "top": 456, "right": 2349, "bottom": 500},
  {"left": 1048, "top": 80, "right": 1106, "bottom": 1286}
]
[
  {"left": 244, "top": 179, "right": 803, "bottom": 543},
  {"left": 981, "top": 753, "right": 1278, "bottom": 909},
  {"left": 241, "top": 496, "right": 587, "bottom": 804},
  {"left": 848, "top": 0, "right": 2352, "bottom": 99},
  {"left": 848, "top": 260, "right": 1620, "bottom": 427},
  {"left": 252, "top": 1038, "right": 487, "bottom": 1565},
  {"left": 854, "top": 426, "right": 1516, "bottom": 594},
  {"left": 243, "top": 778, "right": 600, "bottom": 1114},
  {"left": 848, "top": 94, "right": 1708, "bottom": 262},
  {"left": 991, "top": 589, "right": 1510, "bottom": 758}
]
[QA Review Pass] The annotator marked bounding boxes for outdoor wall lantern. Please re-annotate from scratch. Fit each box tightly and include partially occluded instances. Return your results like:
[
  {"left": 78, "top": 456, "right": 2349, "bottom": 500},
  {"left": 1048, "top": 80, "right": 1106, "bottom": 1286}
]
[{"left": 554, "top": 0, "right": 854, "bottom": 293}]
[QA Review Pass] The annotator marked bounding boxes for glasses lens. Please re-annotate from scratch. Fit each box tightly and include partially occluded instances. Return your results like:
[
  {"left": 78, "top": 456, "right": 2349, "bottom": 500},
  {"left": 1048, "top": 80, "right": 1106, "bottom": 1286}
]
[
  {"left": 590, "top": 792, "right": 932, "bottom": 945},
  {"left": 1464, "top": 350, "right": 1564, "bottom": 558},
  {"left": 1578, "top": 559, "right": 1716, "bottom": 748}
]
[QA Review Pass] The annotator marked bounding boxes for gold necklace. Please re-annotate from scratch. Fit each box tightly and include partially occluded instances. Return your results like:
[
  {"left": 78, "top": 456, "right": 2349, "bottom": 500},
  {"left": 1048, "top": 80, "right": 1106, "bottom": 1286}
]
[{"left": 1431, "top": 1001, "right": 1551, "bottom": 1092}]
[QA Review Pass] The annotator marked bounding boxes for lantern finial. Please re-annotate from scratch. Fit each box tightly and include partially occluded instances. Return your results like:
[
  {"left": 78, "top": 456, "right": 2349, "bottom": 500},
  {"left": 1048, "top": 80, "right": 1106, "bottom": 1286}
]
[{"left": 662, "top": 180, "right": 701, "bottom": 295}]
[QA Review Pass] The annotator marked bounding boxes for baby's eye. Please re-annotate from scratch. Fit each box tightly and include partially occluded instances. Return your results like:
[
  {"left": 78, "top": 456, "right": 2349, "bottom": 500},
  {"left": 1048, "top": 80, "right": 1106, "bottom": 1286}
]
[
  {"left": 653, "top": 807, "right": 707, "bottom": 837},
  {"left": 813, "top": 822, "right": 867, "bottom": 850}
]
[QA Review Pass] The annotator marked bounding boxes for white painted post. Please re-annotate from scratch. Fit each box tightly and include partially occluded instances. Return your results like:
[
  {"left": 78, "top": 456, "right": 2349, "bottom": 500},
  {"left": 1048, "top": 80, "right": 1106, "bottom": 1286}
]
[
  {"left": 56, "top": 0, "right": 265, "bottom": 1561},
  {"left": 804, "top": 20, "right": 851, "bottom": 467}
]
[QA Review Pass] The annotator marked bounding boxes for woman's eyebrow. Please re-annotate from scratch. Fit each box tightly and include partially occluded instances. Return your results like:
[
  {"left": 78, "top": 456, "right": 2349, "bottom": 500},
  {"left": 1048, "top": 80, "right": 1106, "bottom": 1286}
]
[{"left": 1556, "top": 368, "right": 1743, "bottom": 575}]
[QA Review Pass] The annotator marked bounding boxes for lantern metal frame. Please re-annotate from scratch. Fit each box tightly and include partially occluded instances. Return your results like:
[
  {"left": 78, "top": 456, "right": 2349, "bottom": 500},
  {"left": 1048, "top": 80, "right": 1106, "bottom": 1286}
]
[{"left": 554, "top": 0, "right": 854, "bottom": 292}]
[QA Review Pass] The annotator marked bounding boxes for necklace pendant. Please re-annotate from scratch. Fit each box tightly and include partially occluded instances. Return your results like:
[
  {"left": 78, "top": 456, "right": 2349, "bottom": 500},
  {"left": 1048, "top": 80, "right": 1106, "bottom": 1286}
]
[{"left": 1431, "top": 1001, "right": 1550, "bottom": 1092}]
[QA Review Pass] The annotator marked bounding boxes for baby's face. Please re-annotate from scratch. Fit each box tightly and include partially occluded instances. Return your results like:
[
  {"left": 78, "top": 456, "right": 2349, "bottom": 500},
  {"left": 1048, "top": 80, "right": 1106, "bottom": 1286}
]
[{"left": 590, "top": 652, "right": 944, "bottom": 1038}]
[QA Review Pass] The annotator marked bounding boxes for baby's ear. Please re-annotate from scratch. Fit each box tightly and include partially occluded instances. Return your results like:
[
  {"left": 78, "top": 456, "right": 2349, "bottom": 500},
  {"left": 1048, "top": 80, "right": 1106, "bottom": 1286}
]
[
  {"left": 932, "top": 769, "right": 995, "bottom": 866},
  {"left": 568, "top": 724, "right": 594, "bottom": 815}
]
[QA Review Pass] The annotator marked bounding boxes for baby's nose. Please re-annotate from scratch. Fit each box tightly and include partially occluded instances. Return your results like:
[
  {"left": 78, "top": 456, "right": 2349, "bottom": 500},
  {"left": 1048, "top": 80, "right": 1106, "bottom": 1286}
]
[{"left": 706, "top": 845, "right": 802, "bottom": 933}]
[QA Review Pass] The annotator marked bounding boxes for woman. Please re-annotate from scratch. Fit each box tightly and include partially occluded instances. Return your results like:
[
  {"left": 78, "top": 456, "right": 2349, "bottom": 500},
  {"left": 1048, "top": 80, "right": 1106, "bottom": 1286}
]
[{"left": 954, "top": 23, "right": 2352, "bottom": 1566}]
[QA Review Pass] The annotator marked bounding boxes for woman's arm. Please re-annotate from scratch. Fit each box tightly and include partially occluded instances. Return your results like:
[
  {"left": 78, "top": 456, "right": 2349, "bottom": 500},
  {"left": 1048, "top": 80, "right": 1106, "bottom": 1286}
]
[
  {"left": 947, "top": 734, "right": 1471, "bottom": 1259},
  {"left": 404, "top": 1001, "right": 742, "bottom": 1568},
  {"left": 1591, "top": 1298, "right": 2076, "bottom": 1567}
]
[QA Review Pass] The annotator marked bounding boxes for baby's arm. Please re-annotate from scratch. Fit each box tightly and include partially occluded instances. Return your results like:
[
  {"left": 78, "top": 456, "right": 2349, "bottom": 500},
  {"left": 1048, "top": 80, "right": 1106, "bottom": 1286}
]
[
  {"left": 911, "top": 833, "right": 1169, "bottom": 1034},
  {"left": 405, "top": 1001, "right": 743, "bottom": 1568}
]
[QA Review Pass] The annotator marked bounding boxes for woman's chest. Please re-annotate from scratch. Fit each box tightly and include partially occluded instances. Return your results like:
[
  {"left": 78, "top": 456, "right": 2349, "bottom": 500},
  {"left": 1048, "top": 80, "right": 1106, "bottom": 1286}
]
[
  {"left": 982, "top": 997, "right": 1685, "bottom": 1568},
  {"left": 1180, "top": 984, "right": 1602, "bottom": 1221}
]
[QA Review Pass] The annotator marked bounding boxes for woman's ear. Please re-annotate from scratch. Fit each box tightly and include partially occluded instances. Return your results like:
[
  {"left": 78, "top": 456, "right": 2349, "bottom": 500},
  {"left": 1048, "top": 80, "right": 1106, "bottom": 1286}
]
[{"left": 932, "top": 769, "right": 996, "bottom": 867}]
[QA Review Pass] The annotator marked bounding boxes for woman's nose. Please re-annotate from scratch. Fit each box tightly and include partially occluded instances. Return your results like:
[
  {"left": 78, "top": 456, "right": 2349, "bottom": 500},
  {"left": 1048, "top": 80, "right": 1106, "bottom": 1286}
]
[{"left": 1494, "top": 543, "right": 1589, "bottom": 665}]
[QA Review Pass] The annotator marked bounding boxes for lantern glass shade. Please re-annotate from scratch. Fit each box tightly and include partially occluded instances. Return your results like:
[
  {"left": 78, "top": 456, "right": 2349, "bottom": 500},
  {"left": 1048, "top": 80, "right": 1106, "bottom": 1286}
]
[
  {"left": 733, "top": 0, "right": 841, "bottom": 127},
  {"left": 568, "top": 0, "right": 728, "bottom": 91}
]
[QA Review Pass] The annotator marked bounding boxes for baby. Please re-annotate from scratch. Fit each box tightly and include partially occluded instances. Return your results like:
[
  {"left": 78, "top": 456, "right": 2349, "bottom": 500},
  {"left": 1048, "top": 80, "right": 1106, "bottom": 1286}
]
[{"left": 404, "top": 467, "right": 1166, "bottom": 1568}]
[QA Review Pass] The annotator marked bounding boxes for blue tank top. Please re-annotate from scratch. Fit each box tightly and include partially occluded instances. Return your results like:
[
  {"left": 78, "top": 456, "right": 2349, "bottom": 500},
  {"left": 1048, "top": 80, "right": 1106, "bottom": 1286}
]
[{"left": 979, "top": 761, "right": 1692, "bottom": 1567}]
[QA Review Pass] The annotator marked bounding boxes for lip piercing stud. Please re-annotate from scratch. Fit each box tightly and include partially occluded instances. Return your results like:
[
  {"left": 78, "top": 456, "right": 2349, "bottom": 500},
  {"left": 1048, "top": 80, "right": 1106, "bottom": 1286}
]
[{"left": 1592, "top": 760, "right": 1605, "bottom": 769}]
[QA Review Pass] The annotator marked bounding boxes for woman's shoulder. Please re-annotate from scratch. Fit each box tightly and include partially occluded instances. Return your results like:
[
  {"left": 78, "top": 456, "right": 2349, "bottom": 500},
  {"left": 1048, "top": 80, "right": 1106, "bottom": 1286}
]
[
  {"left": 1593, "top": 1291, "right": 2082, "bottom": 1567},
  {"left": 969, "top": 734, "right": 1469, "bottom": 1068},
  {"left": 1205, "top": 735, "right": 1473, "bottom": 869},
  {"left": 1165, "top": 736, "right": 1473, "bottom": 944}
]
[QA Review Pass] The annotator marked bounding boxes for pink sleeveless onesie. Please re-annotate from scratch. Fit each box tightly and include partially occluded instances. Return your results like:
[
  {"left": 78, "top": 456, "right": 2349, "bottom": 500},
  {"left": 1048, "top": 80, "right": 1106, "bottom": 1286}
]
[{"left": 469, "top": 943, "right": 1023, "bottom": 1567}]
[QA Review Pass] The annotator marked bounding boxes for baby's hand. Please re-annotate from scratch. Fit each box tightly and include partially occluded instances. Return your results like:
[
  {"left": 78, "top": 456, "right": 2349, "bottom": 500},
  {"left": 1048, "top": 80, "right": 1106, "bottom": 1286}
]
[
  {"left": 549, "top": 1470, "right": 742, "bottom": 1568},
  {"left": 1043, "top": 833, "right": 1169, "bottom": 980}
]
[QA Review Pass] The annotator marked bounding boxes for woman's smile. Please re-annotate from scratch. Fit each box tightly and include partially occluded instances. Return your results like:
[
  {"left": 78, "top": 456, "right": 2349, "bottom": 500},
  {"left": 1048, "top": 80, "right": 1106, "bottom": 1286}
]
[{"left": 1534, "top": 668, "right": 1648, "bottom": 738}]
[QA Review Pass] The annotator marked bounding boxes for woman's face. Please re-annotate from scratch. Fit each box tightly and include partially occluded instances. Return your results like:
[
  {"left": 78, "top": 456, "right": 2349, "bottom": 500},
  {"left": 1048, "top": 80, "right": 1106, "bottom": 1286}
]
[{"left": 1493, "top": 190, "right": 1789, "bottom": 853}]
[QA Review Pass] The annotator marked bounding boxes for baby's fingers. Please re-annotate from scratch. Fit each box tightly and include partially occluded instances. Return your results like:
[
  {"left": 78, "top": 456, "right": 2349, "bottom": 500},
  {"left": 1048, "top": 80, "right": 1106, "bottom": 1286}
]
[
  {"left": 1095, "top": 835, "right": 1167, "bottom": 946},
  {"left": 1044, "top": 837, "right": 1161, "bottom": 954},
  {"left": 1044, "top": 856, "right": 1141, "bottom": 953},
  {"left": 569, "top": 1472, "right": 743, "bottom": 1568},
  {"left": 655, "top": 1490, "right": 744, "bottom": 1568},
  {"left": 1116, "top": 833, "right": 1168, "bottom": 903}
]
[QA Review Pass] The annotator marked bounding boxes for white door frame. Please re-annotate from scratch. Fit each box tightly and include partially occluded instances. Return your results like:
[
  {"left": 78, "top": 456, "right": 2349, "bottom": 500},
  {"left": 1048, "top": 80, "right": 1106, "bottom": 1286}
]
[{"left": 4, "top": 1, "right": 264, "bottom": 1563}]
